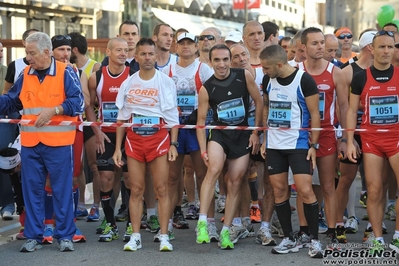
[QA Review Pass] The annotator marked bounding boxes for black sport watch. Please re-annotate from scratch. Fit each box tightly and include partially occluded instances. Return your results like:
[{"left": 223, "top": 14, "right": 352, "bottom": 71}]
[
  {"left": 310, "top": 143, "right": 319, "bottom": 150},
  {"left": 170, "top": 142, "right": 179, "bottom": 148}
]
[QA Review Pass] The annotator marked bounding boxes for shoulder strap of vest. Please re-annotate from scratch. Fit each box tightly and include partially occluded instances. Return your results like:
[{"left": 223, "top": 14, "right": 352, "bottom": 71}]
[{"left": 195, "top": 62, "right": 202, "bottom": 94}]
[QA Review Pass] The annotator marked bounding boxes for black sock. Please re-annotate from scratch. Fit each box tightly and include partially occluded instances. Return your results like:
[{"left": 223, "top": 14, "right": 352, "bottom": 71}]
[
  {"left": 248, "top": 178, "right": 258, "bottom": 202},
  {"left": 327, "top": 228, "right": 336, "bottom": 238},
  {"left": 303, "top": 201, "right": 319, "bottom": 240},
  {"left": 275, "top": 199, "right": 292, "bottom": 239},
  {"left": 100, "top": 190, "right": 116, "bottom": 226},
  {"left": 174, "top": 206, "right": 182, "bottom": 215}
]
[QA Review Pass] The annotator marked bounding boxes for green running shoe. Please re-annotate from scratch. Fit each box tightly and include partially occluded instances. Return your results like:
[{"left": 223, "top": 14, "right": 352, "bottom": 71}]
[
  {"left": 218, "top": 229, "right": 234, "bottom": 250},
  {"left": 196, "top": 220, "right": 210, "bottom": 244}
]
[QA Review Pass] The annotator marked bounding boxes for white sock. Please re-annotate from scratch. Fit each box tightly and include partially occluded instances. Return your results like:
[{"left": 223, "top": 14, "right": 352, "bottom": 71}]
[
  {"left": 198, "top": 213, "right": 207, "bottom": 222},
  {"left": 222, "top": 225, "right": 230, "bottom": 232},
  {"left": 232, "top": 217, "right": 242, "bottom": 226},
  {"left": 261, "top": 221, "right": 270, "bottom": 229},
  {"left": 393, "top": 231, "right": 399, "bottom": 239}
]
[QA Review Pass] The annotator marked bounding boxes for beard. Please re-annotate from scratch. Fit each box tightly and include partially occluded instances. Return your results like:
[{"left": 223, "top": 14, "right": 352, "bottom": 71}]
[
  {"left": 160, "top": 46, "right": 169, "bottom": 52},
  {"left": 70, "top": 53, "right": 77, "bottom": 64}
]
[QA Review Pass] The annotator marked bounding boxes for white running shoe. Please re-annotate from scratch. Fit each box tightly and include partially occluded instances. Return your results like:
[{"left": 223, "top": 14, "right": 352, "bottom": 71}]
[{"left": 123, "top": 234, "right": 142, "bottom": 251}]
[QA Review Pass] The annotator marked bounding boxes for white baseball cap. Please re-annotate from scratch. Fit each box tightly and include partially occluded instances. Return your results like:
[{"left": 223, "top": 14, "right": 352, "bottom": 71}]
[
  {"left": 225, "top": 31, "right": 243, "bottom": 43},
  {"left": 358, "top": 31, "right": 377, "bottom": 49},
  {"left": 177, "top": 32, "right": 197, "bottom": 43}
]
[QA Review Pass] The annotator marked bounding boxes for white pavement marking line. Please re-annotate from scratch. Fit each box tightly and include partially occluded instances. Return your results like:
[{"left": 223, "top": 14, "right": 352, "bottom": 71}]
[
  {"left": 0, "top": 222, "right": 20, "bottom": 233},
  {"left": 0, "top": 222, "right": 20, "bottom": 246}
]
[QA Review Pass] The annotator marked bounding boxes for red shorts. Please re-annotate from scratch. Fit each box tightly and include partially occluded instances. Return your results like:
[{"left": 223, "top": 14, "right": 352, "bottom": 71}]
[
  {"left": 361, "top": 133, "right": 399, "bottom": 158},
  {"left": 73, "top": 130, "right": 84, "bottom": 177},
  {"left": 316, "top": 129, "right": 337, "bottom": 157},
  {"left": 125, "top": 129, "right": 170, "bottom": 163}
]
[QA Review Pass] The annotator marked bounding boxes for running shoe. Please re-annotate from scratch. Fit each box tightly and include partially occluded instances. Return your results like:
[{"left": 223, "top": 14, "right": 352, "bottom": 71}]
[
  {"left": 363, "top": 227, "right": 373, "bottom": 243},
  {"left": 290, "top": 184, "right": 297, "bottom": 198},
  {"left": 308, "top": 239, "right": 323, "bottom": 258},
  {"left": 325, "top": 233, "right": 341, "bottom": 251},
  {"left": 230, "top": 225, "right": 249, "bottom": 243},
  {"left": 218, "top": 229, "right": 234, "bottom": 250},
  {"left": 344, "top": 216, "right": 359, "bottom": 234},
  {"left": 318, "top": 215, "right": 328, "bottom": 234},
  {"left": 362, "top": 212, "right": 369, "bottom": 221},
  {"left": 385, "top": 204, "right": 396, "bottom": 221},
  {"left": 242, "top": 217, "right": 255, "bottom": 237},
  {"left": 159, "top": 234, "right": 173, "bottom": 251},
  {"left": 123, "top": 223, "right": 133, "bottom": 242},
  {"left": 87, "top": 206, "right": 100, "bottom": 222},
  {"left": 363, "top": 231, "right": 375, "bottom": 246},
  {"left": 359, "top": 192, "right": 367, "bottom": 208},
  {"left": 115, "top": 206, "right": 128, "bottom": 222},
  {"left": 255, "top": 227, "right": 276, "bottom": 246},
  {"left": 250, "top": 206, "right": 261, "bottom": 223},
  {"left": 124, "top": 233, "right": 142, "bottom": 251},
  {"left": 16, "top": 227, "right": 26, "bottom": 240},
  {"left": 196, "top": 220, "right": 210, "bottom": 244},
  {"left": 146, "top": 215, "right": 160, "bottom": 233},
  {"left": 208, "top": 222, "right": 219, "bottom": 242},
  {"left": 369, "top": 239, "right": 384, "bottom": 257},
  {"left": 43, "top": 226, "right": 53, "bottom": 244},
  {"left": 59, "top": 239, "right": 74, "bottom": 252},
  {"left": 185, "top": 205, "right": 199, "bottom": 220},
  {"left": 72, "top": 228, "right": 86, "bottom": 243},
  {"left": 76, "top": 208, "right": 88, "bottom": 219},
  {"left": 336, "top": 225, "right": 347, "bottom": 243},
  {"left": 154, "top": 230, "right": 175, "bottom": 242},
  {"left": 389, "top": 237, "right": 399, "bottom": 253},
  {"left": 96, "top": 219, "right": 107, "bottom": 234},
  {"left": 295, "top": 231, "right": 311, "bottom": 248},
  {"left": 98, "top": 224, "right": 119, "bottom": 242},
  {"left": 217, "top": 198, "right": 225, "bottom": 213},
  {"left": 173, "top": 211, "right": 189, "bottom": 229},
  {"left": 20, "top": 239, "right": 42, "bottom": 252},
  {"left": 382, "top": 222, "right": 388, "bottom": 234},
  {"left": 271, "top": 237, "right": 299, "bottom": 254}
]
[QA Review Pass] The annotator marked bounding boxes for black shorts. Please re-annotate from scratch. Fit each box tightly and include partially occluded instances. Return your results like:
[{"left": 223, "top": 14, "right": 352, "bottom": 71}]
[
  {"left": 266, "top": 149, "right": 313, "bottom": 176},
  {"left": 340, "top": 134, "right": 363, "bottom": 165},
  {"left": 83, "top": 126, "right": 96, "bottom": 142},
  {"left": 96, "top": 132, "right": 128, "bottom": 172},
  {"left": 209, "top": 129, "right": 251, "bottom": 159},
  {"left": 250, "top": 151, "right": 265, "bottom": 162}
]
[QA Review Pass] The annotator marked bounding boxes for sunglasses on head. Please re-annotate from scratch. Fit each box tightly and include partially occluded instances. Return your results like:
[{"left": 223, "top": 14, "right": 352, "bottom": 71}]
[
  {"left": 198, "top": 35, "right": 215, "bottom": 41},
  {"left": 373, "top": 30, "right": 394, "bottom": 39},
  {"left": 51, "top": 35, "right": 71, "bottom": 42},
  {"left": 337, "top": 33, "right": 353, "bottom": 40}
]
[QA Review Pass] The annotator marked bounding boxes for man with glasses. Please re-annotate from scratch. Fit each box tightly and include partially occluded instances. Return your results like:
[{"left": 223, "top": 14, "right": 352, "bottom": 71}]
[
  {"left": 0, "top": 32, "right": 84, "bottom": 252},
  {"left": 335, "top": 30, "right": 377, "bottom": 245},
  {"left": 347, "top": 30, "right": 399, "bottom": 255},
  {"left": 334, "top": 27, "right": 356, "bottom": 64},
  {"left": 198, "top": 27, "right": 222, "bottom": 66}
]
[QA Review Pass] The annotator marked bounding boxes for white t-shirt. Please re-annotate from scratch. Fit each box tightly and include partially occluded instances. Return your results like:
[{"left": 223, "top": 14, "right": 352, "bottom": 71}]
[{"left": 115, "top": 70, "right": 179, "bottom": 126}]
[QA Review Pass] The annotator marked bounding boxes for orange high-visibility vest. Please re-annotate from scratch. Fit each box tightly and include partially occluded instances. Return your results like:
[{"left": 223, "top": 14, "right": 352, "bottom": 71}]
[{"left": 20, "top": 61, "right": 77, "bottom": 147}]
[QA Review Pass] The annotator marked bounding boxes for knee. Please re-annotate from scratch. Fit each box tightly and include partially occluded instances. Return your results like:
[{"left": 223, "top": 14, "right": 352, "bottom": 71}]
[
  {"left": 154, "top": 183, "right": 168, "bottom": 198},
  {"left": 130, "top": 184, "right": 144, "bottom": 198},
  {"left": 297, "top": 186, "right": 314, "bottom": 201}
]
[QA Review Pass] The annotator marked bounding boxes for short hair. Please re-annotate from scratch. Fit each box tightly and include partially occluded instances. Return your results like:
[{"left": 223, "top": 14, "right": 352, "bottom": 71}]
[
  {"left": 205, "top": 27, "right": 222, "bottom": 40},
  {"left": 22, "top": 28, "right": 39, "bottom": 41},
  {"left": 107, "top": 37, "right": 127, "bottom": 49},
  {"left": 153, "top": 23, "right": 171, "bottom": 37},
  {"left": 25, "top": 32, "right": 52, "bottom": 54},
  {"left": 119, "top": 20, "right": 140, "bottom": 35},
  {"left": 135, "top": 37, "right": 156, "bottom": 51},
  {"left": 301, "top": 27, "right": 323, "bottom": 45},
  {"left": 259, "top": 45, "right": 288, "bottom": 64},
  {"left": 278, "top": 36, "right": 291, "bottom": 46},
  {"left": 209, "top": 44, "right": 231, "bottom": 61},
  {"left": 383, "top": 22, "right": 398, "bottom": 31},
  {"left": 290, "top": 29, "right": 304, "bottom": 47},
  {"left": 230, "top": 43, "right": 251, "bottom": 58},
  {"left": 261, "top": 21, "right": 279, "bottom": 41},
  {"left": 243, "top": 20, "right": 263, "bottom": 36},
  {"left": 174, "top": 28, "right": 189, "bottom": 41},
  {"left": 68, "top": 32, "right": 88, "bottom": 54}
]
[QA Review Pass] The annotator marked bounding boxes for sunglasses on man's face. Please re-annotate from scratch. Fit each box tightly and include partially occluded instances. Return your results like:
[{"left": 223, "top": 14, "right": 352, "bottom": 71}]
[
  {"left": 337, "top": 34, "right": 353, "bottom": 40},
  {"left": 198, "top": 35, "right": 215, "bottom": 41},
  {"left": 51, "top": 35, "right": 71, "bottom": 42},
  {"left": 394, "top": 43, "right": 399, "bottom": 49}
]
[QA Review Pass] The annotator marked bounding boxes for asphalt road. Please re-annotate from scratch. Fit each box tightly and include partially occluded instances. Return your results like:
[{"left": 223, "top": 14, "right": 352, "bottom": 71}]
[{"left": 0, "top": 178, "right": 397, "bottom": 266}]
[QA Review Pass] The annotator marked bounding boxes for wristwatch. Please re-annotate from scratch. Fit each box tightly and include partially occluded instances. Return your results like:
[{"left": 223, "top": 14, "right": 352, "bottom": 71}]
[
  {"left": 55, "top": 106, "right": 60, "bottom": 115},
  {"left": 252, "top": 130, "right": 262, "bottom": 136},
  {"left": 310, "top": 143, "right": 320, "bottom": 150},
  {"left": 170, "top": 142, "right": 179, "bottom": 148}
]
